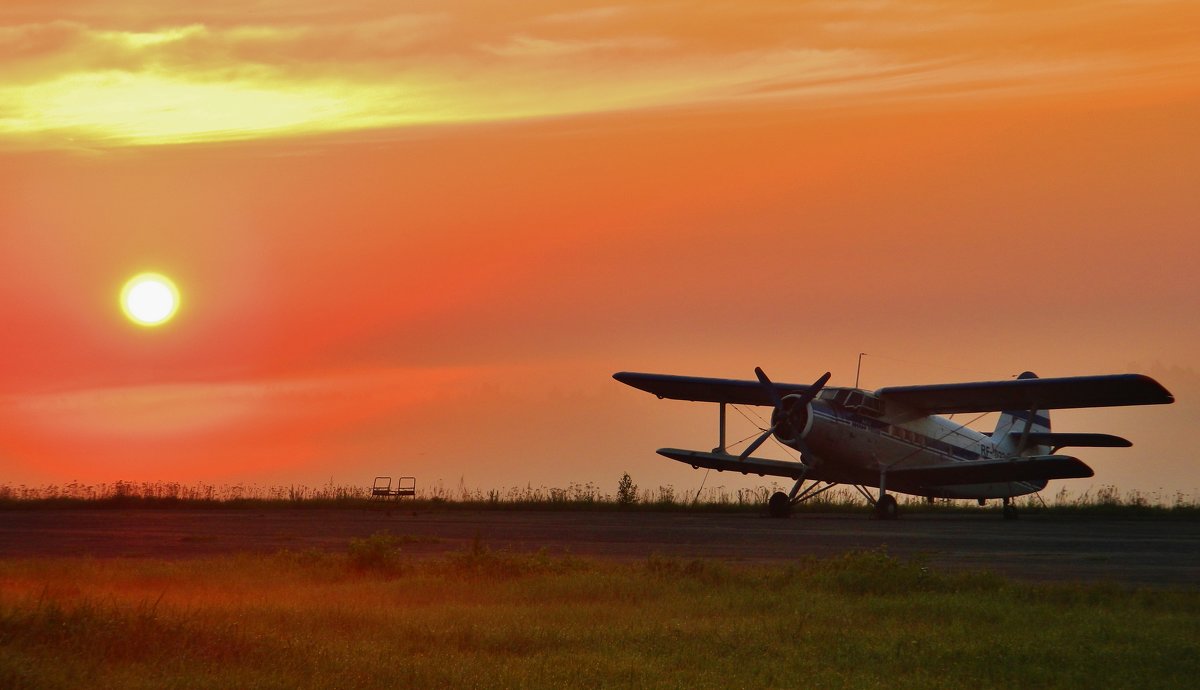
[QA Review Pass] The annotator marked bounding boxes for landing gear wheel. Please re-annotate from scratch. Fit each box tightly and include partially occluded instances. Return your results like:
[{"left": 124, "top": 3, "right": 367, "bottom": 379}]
[
  {"left": 767, "top": 491, "right": 791, "bottom": 519},
  {"left": 874, "top": 494, "right": 898, "bottom": 520},
  {"left": 1003, "top": 504, "right": 1019, "bottom": 520}
]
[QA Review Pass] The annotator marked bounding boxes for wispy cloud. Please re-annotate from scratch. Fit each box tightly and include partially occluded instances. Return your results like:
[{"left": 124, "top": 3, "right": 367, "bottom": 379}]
[
  {"left": 4, "top": 366, "right": 466, "bottom": 439},
  {"left": 0, "top": 1, "right": 1195, "bottom": 147},
  {"left": 479, "top": 34, "right": 673, "bottom": 58}
]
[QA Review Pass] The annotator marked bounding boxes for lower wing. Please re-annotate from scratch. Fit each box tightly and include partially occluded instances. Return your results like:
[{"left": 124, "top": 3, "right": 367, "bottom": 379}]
[{"left": 656, "top": 448, "right": 809, "bottom": 479}]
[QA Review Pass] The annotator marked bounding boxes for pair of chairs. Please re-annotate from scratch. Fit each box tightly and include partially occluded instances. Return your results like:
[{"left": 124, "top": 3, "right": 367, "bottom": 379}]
[{"left": 370, "top": 476, "right": 416, "bottom": 500}]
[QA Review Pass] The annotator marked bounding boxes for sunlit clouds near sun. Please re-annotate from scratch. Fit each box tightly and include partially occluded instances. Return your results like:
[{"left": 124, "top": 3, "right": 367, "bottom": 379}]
[{"left": 1, "top": 2, "right": 1197, "bottom": 146}]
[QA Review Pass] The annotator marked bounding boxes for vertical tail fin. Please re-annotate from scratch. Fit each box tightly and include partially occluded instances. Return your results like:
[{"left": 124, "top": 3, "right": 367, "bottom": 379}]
[{"left": 992, "top": 371, "right": 1051, "bottom": 456}]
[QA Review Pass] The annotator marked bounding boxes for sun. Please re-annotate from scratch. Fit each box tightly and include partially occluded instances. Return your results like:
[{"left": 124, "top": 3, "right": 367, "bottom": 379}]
[{"left": 120, "top": 272, "right": 180, "bottom": 327}]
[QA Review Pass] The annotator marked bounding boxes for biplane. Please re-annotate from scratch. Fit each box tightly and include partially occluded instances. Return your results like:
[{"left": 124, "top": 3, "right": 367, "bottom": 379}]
[{"left": 614, "top": 368, "right": 1173, "bottom": 519}]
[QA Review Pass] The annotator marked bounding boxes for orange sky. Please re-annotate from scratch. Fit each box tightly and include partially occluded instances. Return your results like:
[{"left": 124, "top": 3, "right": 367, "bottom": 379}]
[{"left": 1, "top": 1, "right": 1198, "bottom": 497}]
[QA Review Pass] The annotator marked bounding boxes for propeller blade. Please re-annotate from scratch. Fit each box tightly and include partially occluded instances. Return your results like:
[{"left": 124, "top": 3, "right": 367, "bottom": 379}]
[
  {"left": 796, "top": 371, "right": 832, "bottom": 405},
  {"left": 738, "top": 426, "right": 775, "bottom": 462},
  {"left": 754, "top": 367, "right": 785, "bottom": 409},
  {"left": 740, "top": 369, "right": 831, "bottom": 461}
]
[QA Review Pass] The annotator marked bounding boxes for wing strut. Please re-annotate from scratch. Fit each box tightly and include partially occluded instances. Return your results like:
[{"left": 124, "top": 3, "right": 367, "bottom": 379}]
[{"left": 715, "top": 403, "right": 727, "bottom": 454}]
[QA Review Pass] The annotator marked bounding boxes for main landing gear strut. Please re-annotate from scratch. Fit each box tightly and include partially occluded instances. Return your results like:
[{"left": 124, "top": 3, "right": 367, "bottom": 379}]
[
  {"left": 768, "top": 480, "right": 1022, "bottom": 521},
  {"left": 767, "top": 480, "right": 902, "bottom": 520},
  {"left": 766, "top": 475, "right": 838, "bottom": 518},
  {"left": 871, "top": 469, "right": 898, "bottom": 520}
]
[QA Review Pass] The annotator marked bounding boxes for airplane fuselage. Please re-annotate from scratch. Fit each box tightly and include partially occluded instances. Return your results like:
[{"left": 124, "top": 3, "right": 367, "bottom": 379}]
[{"left": 797, "top": 393, "right": 1046, "bottom": 499}]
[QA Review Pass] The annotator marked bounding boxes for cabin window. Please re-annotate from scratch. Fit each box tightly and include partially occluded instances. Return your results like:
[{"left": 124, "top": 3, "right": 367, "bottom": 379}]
[{"left": 861, "top": 394, "right": 885, "bottom": 416}]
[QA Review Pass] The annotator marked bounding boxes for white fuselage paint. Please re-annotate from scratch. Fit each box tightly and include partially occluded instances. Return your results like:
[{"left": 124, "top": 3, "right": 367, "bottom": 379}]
[{"left": 790, "top": 391, "right": 1046, "bottom": 499}]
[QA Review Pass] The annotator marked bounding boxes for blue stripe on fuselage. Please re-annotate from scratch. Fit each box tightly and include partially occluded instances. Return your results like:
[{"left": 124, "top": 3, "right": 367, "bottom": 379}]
[{"left": 810, "top": 408, "right": 983, "bottom": 462}]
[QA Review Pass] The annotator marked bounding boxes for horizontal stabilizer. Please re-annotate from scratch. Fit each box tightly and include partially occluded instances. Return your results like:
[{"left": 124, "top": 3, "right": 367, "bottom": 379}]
[
  {"left": 1018, "top": 432, "right": 1131, "bottom": 450},
  {"left": 888, "top": 455, "right": 1093, "bottom": 486},
  {"left": 657, "top": 448, "right": 809, "bottom": 479},
  {"left": 878, "top": 374, "right": 1173, "bottom": 414}
]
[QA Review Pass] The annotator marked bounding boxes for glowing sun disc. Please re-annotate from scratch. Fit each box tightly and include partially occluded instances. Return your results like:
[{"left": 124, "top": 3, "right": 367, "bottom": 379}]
[{"left": 121, "top": 273, "right": 180, "bottom": 326}]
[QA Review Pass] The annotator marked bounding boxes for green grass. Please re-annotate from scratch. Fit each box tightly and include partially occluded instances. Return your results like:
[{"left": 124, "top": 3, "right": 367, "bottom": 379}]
[{"left": 1, "top": 542, "right": 1197, "bottom": 689}]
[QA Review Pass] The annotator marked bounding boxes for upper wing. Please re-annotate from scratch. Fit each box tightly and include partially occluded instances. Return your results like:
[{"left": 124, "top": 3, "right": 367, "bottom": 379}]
[
  {"left": 613, "top": 372, "right": 812, "bottom": 406},
  {"left": 877, "top": 374, "right": 1173, "bottom": 414}
]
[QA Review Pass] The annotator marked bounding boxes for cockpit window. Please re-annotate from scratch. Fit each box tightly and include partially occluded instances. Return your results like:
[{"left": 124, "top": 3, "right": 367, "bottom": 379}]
[{"left": 830, "top": 389, "right": 885, "bottom": 416}]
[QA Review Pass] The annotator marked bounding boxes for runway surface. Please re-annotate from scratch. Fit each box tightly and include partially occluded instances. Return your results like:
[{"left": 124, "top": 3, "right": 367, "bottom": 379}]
[{"left": 1, "top": 508, "right": 1197, "bottom": 588}]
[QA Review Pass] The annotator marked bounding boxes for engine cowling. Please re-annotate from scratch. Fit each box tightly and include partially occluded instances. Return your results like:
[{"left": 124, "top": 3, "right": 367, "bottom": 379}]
[{"left": 771, "top": 394, "right": 814, "bottom": 445}]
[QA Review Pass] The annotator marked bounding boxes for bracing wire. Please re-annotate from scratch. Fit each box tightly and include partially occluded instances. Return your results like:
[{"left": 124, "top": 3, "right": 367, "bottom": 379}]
[
  {"left": 726, "top": 429, "right": 772, "bottom": 450},
  {"left": 729, "top": 404, "right": 802, "bottom": 461},
  {"left": 731, "top": 403, "right": 768, "bottom": 428}
]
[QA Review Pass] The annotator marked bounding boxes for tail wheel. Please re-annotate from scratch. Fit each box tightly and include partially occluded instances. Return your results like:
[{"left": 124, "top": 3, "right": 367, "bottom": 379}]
[
  {"left": 1003, "top": 503, "right": 1019, "bottom": 520},
  {"left": 874, "top": 494, "right": 898, "bottom": 520},
  {"left": 767, "top": 491, "right": 791, "bottom": 518}
]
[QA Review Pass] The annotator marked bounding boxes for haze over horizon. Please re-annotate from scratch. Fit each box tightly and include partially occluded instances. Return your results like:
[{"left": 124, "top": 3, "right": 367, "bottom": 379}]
[{"left": 2, "top": 1, "right": 1197, "bottom": 498}]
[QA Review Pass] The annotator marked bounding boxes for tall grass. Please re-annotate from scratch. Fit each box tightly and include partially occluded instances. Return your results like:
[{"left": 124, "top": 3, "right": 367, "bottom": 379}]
[
  {"left": 0, "top": 480, "right": 368, "bottom": 504},
  {"left": 1, "top": 544, "right": 1197, "bottom": 689},
  {"left": 0, "top": 479, "right": 797, "bottom": 510},
  {"left": 1, "top": 479, "right": 1197, "bottom": 515}
]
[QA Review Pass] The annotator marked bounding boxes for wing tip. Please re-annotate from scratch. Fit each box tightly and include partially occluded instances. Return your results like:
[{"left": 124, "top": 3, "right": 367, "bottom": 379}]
[
  {"left": 1128, "top": 373, "right": 1175, "bottom": 404},
  {"left": 613, "top": 371, "right": 653, "bottom": 386}
]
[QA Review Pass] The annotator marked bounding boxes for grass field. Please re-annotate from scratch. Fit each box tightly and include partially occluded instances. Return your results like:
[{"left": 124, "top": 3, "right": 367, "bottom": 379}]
[{"left": 2, "top": 535, "right": 1197, "bottom": 689}]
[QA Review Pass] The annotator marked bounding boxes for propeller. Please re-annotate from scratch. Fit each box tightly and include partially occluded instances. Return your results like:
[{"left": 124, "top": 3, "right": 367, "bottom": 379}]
[{"left": 736, "top": 367, "right": 832, "bottom": 462}]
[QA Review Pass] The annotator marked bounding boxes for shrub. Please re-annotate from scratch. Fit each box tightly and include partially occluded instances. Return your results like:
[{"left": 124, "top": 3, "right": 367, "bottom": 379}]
[
  {"left": 616, "top": 472, "right": 638, "bottom": 506},
  {"left": 347, "top": 531, "right": 404, "bottom": 575}
]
